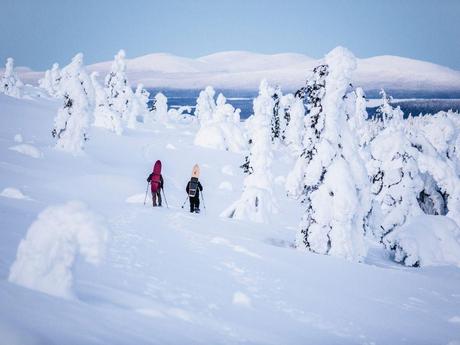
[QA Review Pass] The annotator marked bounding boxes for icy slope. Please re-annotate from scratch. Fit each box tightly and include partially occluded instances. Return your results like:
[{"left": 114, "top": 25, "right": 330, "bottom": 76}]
[
  {"left": 1, "top": 94, "right": 460, "bottom": 344},
  {"left": 10, "top": 51, "right": 460, "bottom": 91}
]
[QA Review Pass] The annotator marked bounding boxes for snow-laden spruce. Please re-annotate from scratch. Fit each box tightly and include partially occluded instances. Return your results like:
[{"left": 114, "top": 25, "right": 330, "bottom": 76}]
[
  {"left": 221, "top": 79, "right": 277, "bottom": 223},
  {"left": 52, "top": 53, "right": 94, "bottom": 153},
  {"left": 38, "top": 63, "right": 61, "bottom": 97},
  {"left": 367, "top": 127, "right": 424, "bottom": 240},
  {"left": 8, "top": 201, "right": 108, "bottom": 299},
  {"left": 0, "top": 57, "right": 23, "bottom": 98},
  {"left": 105, "top": 50, "right": 134, "bottom": 125},
  {"left": 91, "top": 72, "right": 123, "bottom": 135},
  {"left": 194, "top": 86, "right": 246, "bottom": 152},
  {"left": 286, "top": 47, "right": 370, "bottom": 262}
]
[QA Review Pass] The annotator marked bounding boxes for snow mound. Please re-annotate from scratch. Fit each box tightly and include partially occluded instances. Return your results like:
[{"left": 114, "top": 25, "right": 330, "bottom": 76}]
[
  {"left": 0, "top": 187, "right": 30, "bottom": 200},
  {"left": 9, "top": 144, "right": 43, "bottom": 158},
  {"left": 232, "top": 291, "right": 252, "bottom": 307},
  {"left": 384, "top": 215, "right": 460, "bottom": 267},
  {"left": 125, "top": 193, "right": 146, "bottom": 204},
  {"left": 8, "top": 201, "right": 108, "bottom": 299},
  {"left": 219, "top": 181, "right": 233, "bottom": 191}
]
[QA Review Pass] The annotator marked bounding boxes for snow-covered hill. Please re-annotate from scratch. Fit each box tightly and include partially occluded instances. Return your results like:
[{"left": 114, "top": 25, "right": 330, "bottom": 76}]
[
  {"left": 1, "top": 91, "right": 460, "bottom": 344},
  {"left": 11, "top": 51, "right": 460, "bottom": 91}
]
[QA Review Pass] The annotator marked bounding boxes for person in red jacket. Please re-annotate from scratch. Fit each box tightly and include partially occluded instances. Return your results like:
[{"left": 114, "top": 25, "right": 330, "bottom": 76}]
[{"left": 147, "top": 173, "right": 164, "bottom": 207}]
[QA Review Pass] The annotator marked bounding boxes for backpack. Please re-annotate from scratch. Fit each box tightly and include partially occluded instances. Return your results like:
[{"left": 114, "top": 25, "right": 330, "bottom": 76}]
[{"left": 188, "top": 177, "right": 199, "bottom": 197}]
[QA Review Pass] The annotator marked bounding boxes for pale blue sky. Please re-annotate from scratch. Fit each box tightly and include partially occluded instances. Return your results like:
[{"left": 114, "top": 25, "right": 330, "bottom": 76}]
[{"left": 1, "top": 0, "right": 459, "bottom": 70}]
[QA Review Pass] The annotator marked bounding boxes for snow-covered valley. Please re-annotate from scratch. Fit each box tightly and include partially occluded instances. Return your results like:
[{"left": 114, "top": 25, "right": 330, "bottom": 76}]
[
  {"left": 1, "top": 93, "right": 460, "bottom": 344},
  {"left": 1, "top": 45, "right": 460, "bottom": 345}
]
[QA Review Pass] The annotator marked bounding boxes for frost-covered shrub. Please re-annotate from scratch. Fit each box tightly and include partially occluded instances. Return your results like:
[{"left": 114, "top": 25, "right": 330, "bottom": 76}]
[
  {"left": 384, "top": 215, "right": 460, "bottom": 267},
  {"left": 91, "top": 72, "right": 123, "bottom": 135},
  {"left": 105, "top": 50, "right": 134, "bottom": 124},
  {"left": 0, "top": 57, "right": 23, "bottom": 98},
  {"left": 39, "top": 63, "right": 61, "bottom": 97},
  {"left": 194, "top": 88, "right": 246, "bottom": 152},
  {"left": 167, "top": 106, "right": 193, "bottom": 122},
  {"left": 52, "top": 53, "right": 94, "bottom": 153},
  {"left": 8, "top": 201, "right": 108, "bottom": 299},
  {"left": 221, "top": 79, "right": 277, "bottom": 223},
  {"left": 286, "top": 47, "right": 370, "bottom": 262}
]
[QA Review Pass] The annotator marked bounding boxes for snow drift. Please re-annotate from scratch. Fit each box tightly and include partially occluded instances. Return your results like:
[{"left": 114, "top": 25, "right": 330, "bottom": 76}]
[{"left": 8, "top": 201, "right": 108, "bottom": 299}]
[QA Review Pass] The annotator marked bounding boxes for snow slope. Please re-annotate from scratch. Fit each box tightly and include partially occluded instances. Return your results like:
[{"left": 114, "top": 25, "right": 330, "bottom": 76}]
[
  {"left": 10, "top": 51, "right": 460, "bottom": 91},
  {"left": 1, "top": 93, "right": 460, "bottom": 344}
]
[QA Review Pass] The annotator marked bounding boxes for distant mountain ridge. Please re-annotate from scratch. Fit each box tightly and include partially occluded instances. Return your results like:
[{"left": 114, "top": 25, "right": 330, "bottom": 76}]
[{"left": 11, "top": 50, "right": 460, "bottom": 92}]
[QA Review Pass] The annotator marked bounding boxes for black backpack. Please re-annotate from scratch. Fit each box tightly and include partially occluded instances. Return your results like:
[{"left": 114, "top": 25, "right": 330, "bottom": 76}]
[{"left": 188, "top": 177, "right": 199, "bottom": 197}]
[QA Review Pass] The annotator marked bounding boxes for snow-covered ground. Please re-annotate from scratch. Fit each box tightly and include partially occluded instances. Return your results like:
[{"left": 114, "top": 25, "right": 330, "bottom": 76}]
[
  {"left": 9, "top": 51, "right": 460, "bottom": 92},
  {"left": 1, "top": 93, "right": 460, "bottom": 345}
]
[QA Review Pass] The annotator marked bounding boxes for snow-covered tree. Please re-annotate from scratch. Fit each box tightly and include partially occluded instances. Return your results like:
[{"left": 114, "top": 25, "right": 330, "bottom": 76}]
[
  {"left": 367, "top": 129, "right": 425, "bottom": 241},
  {"left": 153, "top": 92, "right": 168, "bottom": 123},
  {"left": 286, "top": 47, "right": 370, "bottom": 262},
  {"left": 0, "top": 57, "right": 23, "bottom": 98},
  {"left": 194, "top": 86, "right": 216, "bottom": 125},
  {"left": 39, "top": 63, "right": 61, "bottom": 97},
  {"left": 194, "top": 88, "right": 246, "bottom": 152},
  {"left": 270, "top": 87, "right": 282, "bottom": 144},
  {"left": 283, "top": 95, "right": 305, "bottom": 155},
  {"left": 91, "top": 72, "right": 122, "bottom": 135},
  {"left": 221, "top": 79, "right": 277, "bottom": 223},
  {"left": 52, "top": 53, "right": 93, "bottom": 153},
  {"left": 347, "top": 87, "right": 376, "bottom": 147},
  {"left": 105, "top": 50, "right": 134, "bottom": 124},
  {"left": 375, "top": 89, "right": 404, "bottom": 128},
  {"left": 126, "top": 84, "right": 150, "bottom": 129}
]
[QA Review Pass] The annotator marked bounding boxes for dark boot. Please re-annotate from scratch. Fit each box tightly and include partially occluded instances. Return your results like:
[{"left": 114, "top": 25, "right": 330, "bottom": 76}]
[{"left": 157, "top": 191, "right": 162, "bottom": 207}]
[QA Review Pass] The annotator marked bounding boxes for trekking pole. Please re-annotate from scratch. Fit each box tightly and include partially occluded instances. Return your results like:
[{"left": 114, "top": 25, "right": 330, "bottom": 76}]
[
  {"left": 143, "top": 182, "right": 150, "bottom": 206},
  {"left": 181, "top": 196, "right": 188, "bottom": 209},
  {"left": 201, "top": 191, "right": 207, "bottom": 210},
  {"left": 162, "top": 188, "right": 169, "bottom": 208}
]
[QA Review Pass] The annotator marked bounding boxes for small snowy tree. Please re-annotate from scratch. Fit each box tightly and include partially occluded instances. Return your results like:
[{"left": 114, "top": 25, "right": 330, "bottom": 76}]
[
  {"left": 0, "top": 57, "right": 23, "bottom": 98},
  {"left": 286, "top": 47, "right": 370, "bottom": 262},
  {"left": 347, "top": 87, "right": 376, "bottom": 147},
  {"left": 194, "top": 88, "right": 246, "bottom": 152},
  {"left": 126, "top": 84, "right": 150, "bottom": 129},
  {"left": 194, "top": 86, "right": 216, "bottom": 125},
  {"left": 221, "top": 79, "right": 277, "bottom": 223},
  {"left": 283, "top": 95, "right": 305, "bottom": 155},
  {"left": 91, "top": 72, "right": 122, "bottom": 135},
  {"left": 153, "top": 92, "right": 168, "bottom": 123},
  {"left": 105, "top": 50, "right": 134, "bottom": 124},
  {"left": 52, "top": 53, "right": 93, "bottom": 153},
  {"left": 39, "top": 63, "right": 61, "bottom": 97}
]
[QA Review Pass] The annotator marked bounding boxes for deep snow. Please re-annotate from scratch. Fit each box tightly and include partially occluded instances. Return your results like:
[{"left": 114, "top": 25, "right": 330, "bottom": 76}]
[{"left": 1, "top": 93, "right": 460, "bottom": 344}]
